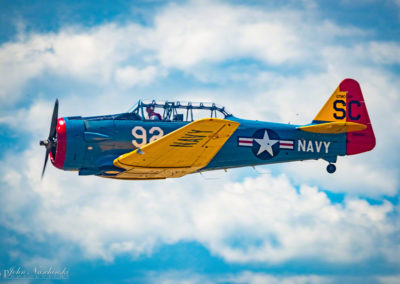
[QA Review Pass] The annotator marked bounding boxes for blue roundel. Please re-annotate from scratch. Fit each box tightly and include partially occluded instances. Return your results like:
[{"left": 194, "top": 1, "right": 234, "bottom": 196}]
[{"left": 251, "top": 129, "right": 280, "bottom": 160}]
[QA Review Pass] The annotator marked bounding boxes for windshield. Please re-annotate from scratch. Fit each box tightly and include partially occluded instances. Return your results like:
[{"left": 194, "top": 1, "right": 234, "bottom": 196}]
[{"left": 128, "top": 100, "right": 232, "bottom": 121}]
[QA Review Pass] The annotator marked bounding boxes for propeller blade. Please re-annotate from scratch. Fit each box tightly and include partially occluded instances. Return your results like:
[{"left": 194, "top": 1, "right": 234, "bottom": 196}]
[
  {"left": 41, "top": 148, "right": 50, "bottom": 179},
  {"left": 48, "top": 99, "right": 59, "bottom": 139},
  {"left": 41, "top": 99, "right": 60, "bottom": 180}
]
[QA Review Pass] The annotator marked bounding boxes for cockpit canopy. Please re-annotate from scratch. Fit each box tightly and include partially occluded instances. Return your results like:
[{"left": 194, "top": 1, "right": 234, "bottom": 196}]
[{"left": 127, "top": 100, "right": 232, "bottom": 121}]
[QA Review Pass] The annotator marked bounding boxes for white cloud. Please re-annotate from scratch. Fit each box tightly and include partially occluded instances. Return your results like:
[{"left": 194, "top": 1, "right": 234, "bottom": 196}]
[
  {"left": 147, "top": 2, "right": 305, "bottom": 68},
  {"left": 378, "top": 274, "right": 400, "bottom": 284},
  {"left": 143, "top": 1, "right": 370, "bottom": 70},
  {"left": 115, "top": 65, "right": 161, "bottom": 87},
  {"left": 145, "top": 270, "right": 215, "bottom": 284},
  {"left": 147, "top": 271, "right": 329, "bottom": 284},
  {"left": 321, "top": 42, "right": 400, "bottom": 67},
  {"left": 146, "top": 270, "right": 400, "bottom": 284},
  {"left": 0, "top": 99, "right": 53, "bottom": 137},
  {"left": 1, "top": 143, "right": 399, "bottom": 265},
  {"left": 367, "top": 42, "right": 400, "bottom": 64},
  {"left": 0, "top": 23, "right": 156, "bottom": 105},
  {"left": 0, "top": 0, "right": 366, "bottom": 106},
  {"left": 224, "top": 272, "right": 330, "bottom": 284},
  {"left": 279, "top": 158, "right": 398, "bottom": 197}
]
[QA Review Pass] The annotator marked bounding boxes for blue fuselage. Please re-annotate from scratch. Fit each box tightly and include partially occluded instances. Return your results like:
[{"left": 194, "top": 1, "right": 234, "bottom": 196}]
[{"left": 57, "top": 114, "right": 345, "bottom": 177}]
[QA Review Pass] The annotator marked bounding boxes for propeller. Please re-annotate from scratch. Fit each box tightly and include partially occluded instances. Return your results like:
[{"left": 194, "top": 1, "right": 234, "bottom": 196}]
[{"left": 39, "top": 99, "right": 59, "bottom": 179}]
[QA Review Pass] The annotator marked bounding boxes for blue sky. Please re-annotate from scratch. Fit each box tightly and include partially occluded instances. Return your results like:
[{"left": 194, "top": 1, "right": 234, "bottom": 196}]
[{"left": 0, "top": 0, "right": 400, "bottom": 283}]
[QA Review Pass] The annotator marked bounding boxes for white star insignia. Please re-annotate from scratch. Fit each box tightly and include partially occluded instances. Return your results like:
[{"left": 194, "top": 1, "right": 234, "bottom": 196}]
[{"left": 254, "top": 130, "right": 279, "bottom": 156}]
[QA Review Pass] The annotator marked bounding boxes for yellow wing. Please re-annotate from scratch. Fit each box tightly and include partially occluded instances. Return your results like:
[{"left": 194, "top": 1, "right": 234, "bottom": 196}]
[
  {"left": 113, "top": 118, "right": 240, "bottom": 179},
  {"left": 298, "top": 121, "right": 367, "bottom": 134}
]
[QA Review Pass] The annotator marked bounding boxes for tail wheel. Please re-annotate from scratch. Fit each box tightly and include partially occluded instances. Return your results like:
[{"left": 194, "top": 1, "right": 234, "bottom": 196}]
[{"left": 327, "top": 163, "right": 336, "bottom": 174}]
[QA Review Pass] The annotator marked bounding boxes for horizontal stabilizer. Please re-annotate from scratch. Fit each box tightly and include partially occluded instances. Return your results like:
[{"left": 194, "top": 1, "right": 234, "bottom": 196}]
[{"left": 298, "top": 121, "right": 367, "bottom": 134}]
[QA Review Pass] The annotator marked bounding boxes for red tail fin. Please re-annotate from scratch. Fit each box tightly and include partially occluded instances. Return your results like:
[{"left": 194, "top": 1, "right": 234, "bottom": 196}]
[{"left": 340, "top": 79, "right": 375, "bottom": 155}]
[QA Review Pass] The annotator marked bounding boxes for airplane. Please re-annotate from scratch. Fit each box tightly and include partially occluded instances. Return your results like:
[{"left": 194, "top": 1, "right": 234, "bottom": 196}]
[{"left": 40, "top": 78, "right": 375, "bottom": 180}]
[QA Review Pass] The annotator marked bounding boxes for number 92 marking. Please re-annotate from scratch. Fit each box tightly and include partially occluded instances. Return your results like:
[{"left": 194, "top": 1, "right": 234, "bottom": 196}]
[{"left": 132, "top": 126, "right": 164, "bottom": 148}]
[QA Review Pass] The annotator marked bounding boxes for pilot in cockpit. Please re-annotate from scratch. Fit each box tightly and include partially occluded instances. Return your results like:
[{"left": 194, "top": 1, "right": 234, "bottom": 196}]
[{"left": 146, "top": 106, "right": 162, "bottom": 120}]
